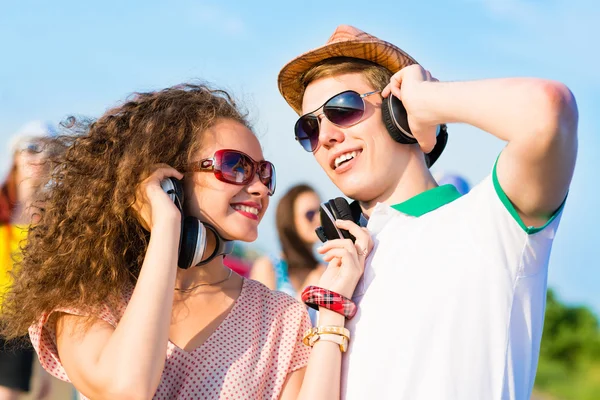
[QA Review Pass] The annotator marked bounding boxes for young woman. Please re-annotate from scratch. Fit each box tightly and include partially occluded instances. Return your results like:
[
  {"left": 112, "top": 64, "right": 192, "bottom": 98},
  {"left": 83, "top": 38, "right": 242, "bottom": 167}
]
[
  {"left": 0, "top": 84, "right": 311, "bottom": 399},
  {"left": 251, "top": 184, "right": 325, "bottom": 317},
  {"left": 0, "top": 122, "right": 59, "bottom": 400},
  {"left": 1, "top": 83, "right": 372, "bottom": 400}
]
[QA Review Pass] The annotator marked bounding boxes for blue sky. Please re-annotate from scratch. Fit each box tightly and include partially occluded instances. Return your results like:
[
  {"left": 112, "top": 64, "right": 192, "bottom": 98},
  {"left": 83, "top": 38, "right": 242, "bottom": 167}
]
[{"left": 1, "top": 0, "right": 598, "bottom": 313}]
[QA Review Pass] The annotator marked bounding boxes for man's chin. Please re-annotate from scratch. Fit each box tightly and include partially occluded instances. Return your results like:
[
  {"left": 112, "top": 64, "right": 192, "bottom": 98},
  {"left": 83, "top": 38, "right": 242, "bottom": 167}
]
[{"left": 333, "top": 175, "right": 370, "bottom": 200}]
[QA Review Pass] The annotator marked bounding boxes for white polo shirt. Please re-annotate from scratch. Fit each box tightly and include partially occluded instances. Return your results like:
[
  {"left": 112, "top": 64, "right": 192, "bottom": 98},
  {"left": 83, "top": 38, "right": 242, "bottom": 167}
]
[{"left": 340, "top": 163, "right": 564, "bottom": 400}]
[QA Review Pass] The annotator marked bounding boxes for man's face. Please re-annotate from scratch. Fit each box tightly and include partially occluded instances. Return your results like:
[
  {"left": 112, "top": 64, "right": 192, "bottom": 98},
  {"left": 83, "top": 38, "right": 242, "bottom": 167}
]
[{"left": 301, "top": 73, "right": 409, "bottom": 202}]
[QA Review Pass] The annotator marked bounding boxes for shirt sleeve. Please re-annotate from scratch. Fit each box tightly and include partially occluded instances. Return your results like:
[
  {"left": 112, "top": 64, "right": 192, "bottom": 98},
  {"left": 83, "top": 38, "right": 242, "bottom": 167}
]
[
  {"left": 288, "top": 304, "right": 312, "bottom": 373},
  {"left": 28, "top": 302, "right": 120, "bottom": 382}
]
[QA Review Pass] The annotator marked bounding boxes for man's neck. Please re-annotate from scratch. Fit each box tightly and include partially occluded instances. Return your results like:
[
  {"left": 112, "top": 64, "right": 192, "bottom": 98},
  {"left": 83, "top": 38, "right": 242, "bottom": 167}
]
[{"left": 360, "top": 156, "right": 438, "bottom": 217}]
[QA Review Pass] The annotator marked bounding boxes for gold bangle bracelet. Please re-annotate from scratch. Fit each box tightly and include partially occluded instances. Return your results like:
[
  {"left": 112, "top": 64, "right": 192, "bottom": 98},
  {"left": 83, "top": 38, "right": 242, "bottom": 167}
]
[
  {"left": 302, "top": 326, "right": 350, "bottom": 347},
  {"left": 310, "top": 333, "right": 349, "bottom": 352}
]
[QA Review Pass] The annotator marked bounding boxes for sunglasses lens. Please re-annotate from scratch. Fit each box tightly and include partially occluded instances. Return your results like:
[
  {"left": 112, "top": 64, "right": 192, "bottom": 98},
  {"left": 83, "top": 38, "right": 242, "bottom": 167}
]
[
  {"left": 305, "top": 210, "right": 317, "bottom": 222},
  {"left": 220, "top": 151, "right": 253, "bottom": 184},
  {"left": 324, "top": 91, "right": 365, "bottom": 127},
  {"left": 295, "top": 116, "right": 319, "bottom": 152},
  {"left": 258, "top": 162, "right": 276, "bottom": 196}
]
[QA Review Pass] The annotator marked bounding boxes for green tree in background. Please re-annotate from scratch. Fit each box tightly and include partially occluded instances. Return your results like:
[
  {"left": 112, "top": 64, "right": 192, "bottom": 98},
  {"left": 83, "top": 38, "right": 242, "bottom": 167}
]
[{"left": 535, "top": 289, "right": 600, "bottom": 399}]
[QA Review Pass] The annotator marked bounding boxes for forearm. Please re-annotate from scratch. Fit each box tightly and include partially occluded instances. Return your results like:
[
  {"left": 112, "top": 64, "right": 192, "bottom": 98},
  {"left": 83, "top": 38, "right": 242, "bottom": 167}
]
[
  {"left": 420, "top": 78, "right": 577, "bottom": 146},
  {"left": 296, "top": 309, "right": 346, "bottom": 400},
  {"left": 96, "top": 219, "right": 180, "bottom": 396}
]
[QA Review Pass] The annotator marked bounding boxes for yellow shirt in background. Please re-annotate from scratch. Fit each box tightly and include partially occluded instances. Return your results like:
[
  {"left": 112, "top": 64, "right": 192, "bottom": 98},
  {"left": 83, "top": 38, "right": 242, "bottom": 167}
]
[{"left": 0, "top": 224, "right": 28, "bottom": 303}]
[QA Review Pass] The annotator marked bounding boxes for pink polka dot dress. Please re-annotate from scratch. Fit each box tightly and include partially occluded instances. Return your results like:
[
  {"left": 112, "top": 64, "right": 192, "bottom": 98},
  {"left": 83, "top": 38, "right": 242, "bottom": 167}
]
[{"left": 29, "top": 278, "right": 312, "bottom": 399}]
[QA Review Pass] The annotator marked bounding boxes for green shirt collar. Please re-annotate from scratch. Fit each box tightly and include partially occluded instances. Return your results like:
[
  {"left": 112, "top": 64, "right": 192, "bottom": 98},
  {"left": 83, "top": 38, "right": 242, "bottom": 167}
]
[{"left": 391, "top": 184, "right": 462, "bottom": 217}]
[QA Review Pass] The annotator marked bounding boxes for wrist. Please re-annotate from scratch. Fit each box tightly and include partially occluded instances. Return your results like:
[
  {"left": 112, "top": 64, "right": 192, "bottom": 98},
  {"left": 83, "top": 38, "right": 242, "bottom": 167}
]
[
  {"left": 302, "top": 285, "right": 358, "bottom": 320},
  {"left": 151, "top": 210, "right": 180, "bottom": 229},
  {"left": 417, "top": 81, "right": 454, "bottom": 125},
  {"left": 317, "top": 308, "right": 346, "bottom": 326},
  {"left": 150, "top": 214, "right": 181, "bottom": 238},
  {"left": 321, "top": 280, "right": 358, "bottom": 299}
]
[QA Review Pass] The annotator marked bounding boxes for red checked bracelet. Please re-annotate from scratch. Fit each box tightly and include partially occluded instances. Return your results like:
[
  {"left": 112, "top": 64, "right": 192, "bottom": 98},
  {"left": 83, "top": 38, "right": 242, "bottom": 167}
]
[{"left": 301, "top": 285, "right": 358, "bottom": 320}]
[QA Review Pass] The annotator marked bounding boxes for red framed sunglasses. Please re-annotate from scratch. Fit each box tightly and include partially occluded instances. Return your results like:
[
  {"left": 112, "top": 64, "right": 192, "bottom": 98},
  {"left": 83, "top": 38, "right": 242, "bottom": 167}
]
[
  {"left": 294, "top": 90, "right": 381, "bottom": 152},
  {"left": 187, "top": 149, "right": 276, "bottom": 196}
]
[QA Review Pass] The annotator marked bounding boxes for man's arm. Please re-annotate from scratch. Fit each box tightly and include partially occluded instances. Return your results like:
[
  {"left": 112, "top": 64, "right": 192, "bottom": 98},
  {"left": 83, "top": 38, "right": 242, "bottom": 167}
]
[{"left": 387, "top": 67, "right": 578, "bottom": 226}]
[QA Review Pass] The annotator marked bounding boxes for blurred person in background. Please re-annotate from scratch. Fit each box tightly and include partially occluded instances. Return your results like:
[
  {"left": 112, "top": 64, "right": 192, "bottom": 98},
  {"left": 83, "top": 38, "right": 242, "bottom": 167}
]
[
  {"left": 0, "top": 121, "right": 59, "bottom": 400},
  {"left": 252, "top": 184, "right": 325, "bottom": 296},
  {"left": 251, "top": 184, "right": 326, "bottom": 321}
]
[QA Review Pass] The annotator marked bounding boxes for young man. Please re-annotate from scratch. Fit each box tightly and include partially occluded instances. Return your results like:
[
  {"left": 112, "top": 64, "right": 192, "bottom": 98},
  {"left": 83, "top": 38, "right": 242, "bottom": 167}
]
[{"left": 277, "top": 25, "right": 578, "bottom": 399}]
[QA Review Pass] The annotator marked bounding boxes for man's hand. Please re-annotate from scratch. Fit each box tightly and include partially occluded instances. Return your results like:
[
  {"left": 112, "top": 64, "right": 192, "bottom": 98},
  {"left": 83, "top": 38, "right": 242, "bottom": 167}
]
[{"left": 382, "top": 64, "right": 440, "bottom": 153}]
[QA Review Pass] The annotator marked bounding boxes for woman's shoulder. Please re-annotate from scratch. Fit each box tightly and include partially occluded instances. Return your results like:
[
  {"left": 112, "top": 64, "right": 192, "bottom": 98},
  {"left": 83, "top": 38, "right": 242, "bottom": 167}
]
[{"left": 244, "top": 278, "right": 304, "bottom": 312}]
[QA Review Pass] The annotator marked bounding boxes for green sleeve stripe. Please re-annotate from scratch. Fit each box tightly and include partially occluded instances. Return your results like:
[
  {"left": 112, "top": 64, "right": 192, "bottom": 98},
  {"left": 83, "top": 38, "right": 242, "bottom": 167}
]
[{"left": 492, "top": 156, "right": 565, "bottom": 235}]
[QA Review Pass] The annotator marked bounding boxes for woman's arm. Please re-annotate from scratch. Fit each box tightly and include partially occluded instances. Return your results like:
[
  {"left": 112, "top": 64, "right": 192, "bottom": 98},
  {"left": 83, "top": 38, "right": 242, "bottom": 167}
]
[
  {"left": 55, "top": 166, "right": 183, "bottom": 400},
  {"left": 280, "top": 220, "right": 372, "bottom": 400}
]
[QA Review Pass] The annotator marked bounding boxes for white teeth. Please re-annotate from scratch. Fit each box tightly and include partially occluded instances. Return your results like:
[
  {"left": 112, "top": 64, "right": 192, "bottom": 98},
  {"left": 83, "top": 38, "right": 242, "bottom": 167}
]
[
  {"left": 334, "top": 151, "right": 358, "bottom": 169},
  {"left": 233, "top": 205, "right": 259, "bottom": 215}
]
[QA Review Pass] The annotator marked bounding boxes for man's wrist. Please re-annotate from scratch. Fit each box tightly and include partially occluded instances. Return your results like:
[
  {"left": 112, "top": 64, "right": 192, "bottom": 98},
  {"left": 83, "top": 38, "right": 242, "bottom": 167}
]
[{"left": 414, "top": 80, "right": 451, "bottom": 126}]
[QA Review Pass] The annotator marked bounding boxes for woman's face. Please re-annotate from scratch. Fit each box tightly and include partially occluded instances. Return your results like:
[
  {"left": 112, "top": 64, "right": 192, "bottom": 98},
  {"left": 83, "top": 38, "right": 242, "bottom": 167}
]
[
  {"left": 184, "top": 119, "right": 272, "bottom": 242},
  {"left": 14, "top": 138, "right": 53, "bottom": 190},
  {"left": 293, "top": 191, "right": 321, "bottom": 244}
]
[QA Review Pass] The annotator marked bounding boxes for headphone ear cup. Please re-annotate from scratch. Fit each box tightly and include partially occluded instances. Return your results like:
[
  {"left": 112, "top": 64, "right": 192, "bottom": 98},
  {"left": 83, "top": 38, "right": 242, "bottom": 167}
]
[
  {"left": 332, "top": 198, "right": 353, "bottom": 221},
  {"left": 172, "top": 178, "right": 185, "bottom": 205},
  {"left": 327, "top": 199, "right": 339, "bottom": 219},
  {"left": 178, "top": 217, "right": 207, "bottom": 269},
  {"left": 382, "top": 95, "right": 416, "bottom": 145},
  {"left": 425, "top": 124, "right": 448, "bottom": 168},
  {"left": 318, "top": 202, "right": 340, "bottom": 242},
  {"left": 382, "top": 95, "right": 448, "bottom": 167},
  {"left": 331, "top": 198, "right": 356, "bottom": 242}
]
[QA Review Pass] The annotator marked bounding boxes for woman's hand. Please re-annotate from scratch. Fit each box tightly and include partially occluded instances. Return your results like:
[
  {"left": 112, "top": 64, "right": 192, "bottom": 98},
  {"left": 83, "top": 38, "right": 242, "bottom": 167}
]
[
  {"left": 131, "top": 165, "right": 184, "bottom": 231},
  {"left": 316, "top": 219, "right": 373, "bottom": 298}
]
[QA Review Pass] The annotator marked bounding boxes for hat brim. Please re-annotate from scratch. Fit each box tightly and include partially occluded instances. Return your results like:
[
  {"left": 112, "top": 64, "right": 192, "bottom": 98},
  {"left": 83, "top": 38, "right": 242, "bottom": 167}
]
[{"left": 278, "top": 39, "right": 418, "bottom": 115}]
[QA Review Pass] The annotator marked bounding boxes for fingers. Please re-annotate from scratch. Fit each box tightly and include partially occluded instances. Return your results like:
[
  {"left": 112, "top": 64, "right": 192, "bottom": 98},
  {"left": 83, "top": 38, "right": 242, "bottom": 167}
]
[
  {"left": 382, "top": 70, "right": 403, "bottom": 98},
  {"left": 132, "top": 164, "right": 183, "bottom": 231},
  {"left": 144, "top": 164, "right": 184, "bottom": 183},
  {"left": 317, "top": 237, "right": 357, "bottom": 256},
  {"left": 316, "top": 219, "right": 373, "bottom": 261},
  {"left": 321, "top": 247, "right": 358, "bottom": 264},
  {"left": 382, "top": 66, "right": 436, "bottom": 98},
  {"left": 334, "top": 220, "right": 373, "bottom": 257}
]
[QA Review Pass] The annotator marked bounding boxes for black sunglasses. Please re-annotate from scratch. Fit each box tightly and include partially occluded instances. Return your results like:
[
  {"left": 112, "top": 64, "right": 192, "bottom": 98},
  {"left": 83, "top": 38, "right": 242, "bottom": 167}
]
[{"left": 294, "top": 90, "right": 380, "bottom": 152}]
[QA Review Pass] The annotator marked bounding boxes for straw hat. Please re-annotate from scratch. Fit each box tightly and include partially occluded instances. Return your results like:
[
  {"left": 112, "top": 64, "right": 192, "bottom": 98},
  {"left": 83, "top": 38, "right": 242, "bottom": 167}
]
[{"left": 278, "top": 25, "right": 418, "bottom": 115}]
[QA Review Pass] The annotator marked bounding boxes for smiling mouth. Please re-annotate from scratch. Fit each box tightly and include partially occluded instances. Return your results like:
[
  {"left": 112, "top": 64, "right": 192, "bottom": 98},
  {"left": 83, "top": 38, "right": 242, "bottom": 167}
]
[
  {"left": 231, "top": 204, "right": 260, "bottom": 221},
  {"left": 231, "top": 204, "right": 259, "bottom": 216},
  {"left": 333, "top": 150, "right": 360, "bottom": 170}
]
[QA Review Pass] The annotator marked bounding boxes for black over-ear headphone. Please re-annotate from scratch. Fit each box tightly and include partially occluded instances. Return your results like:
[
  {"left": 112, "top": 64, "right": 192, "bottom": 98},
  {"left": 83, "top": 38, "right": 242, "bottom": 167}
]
[
  {"left": 315, "top": 198, "right": 362, "bottom": 244},
  {"left": 381, "top": 94, "right": 448, "bottom": 168},
  {"left": 160, "top": 177, "right": 234, "bottom": 269}
]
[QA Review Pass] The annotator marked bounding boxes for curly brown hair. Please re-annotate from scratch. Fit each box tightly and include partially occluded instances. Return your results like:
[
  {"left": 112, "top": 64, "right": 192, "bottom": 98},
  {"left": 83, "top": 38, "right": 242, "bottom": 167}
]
[{"left": 0, "top": 83, "right": 250, "bottom": 339}]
